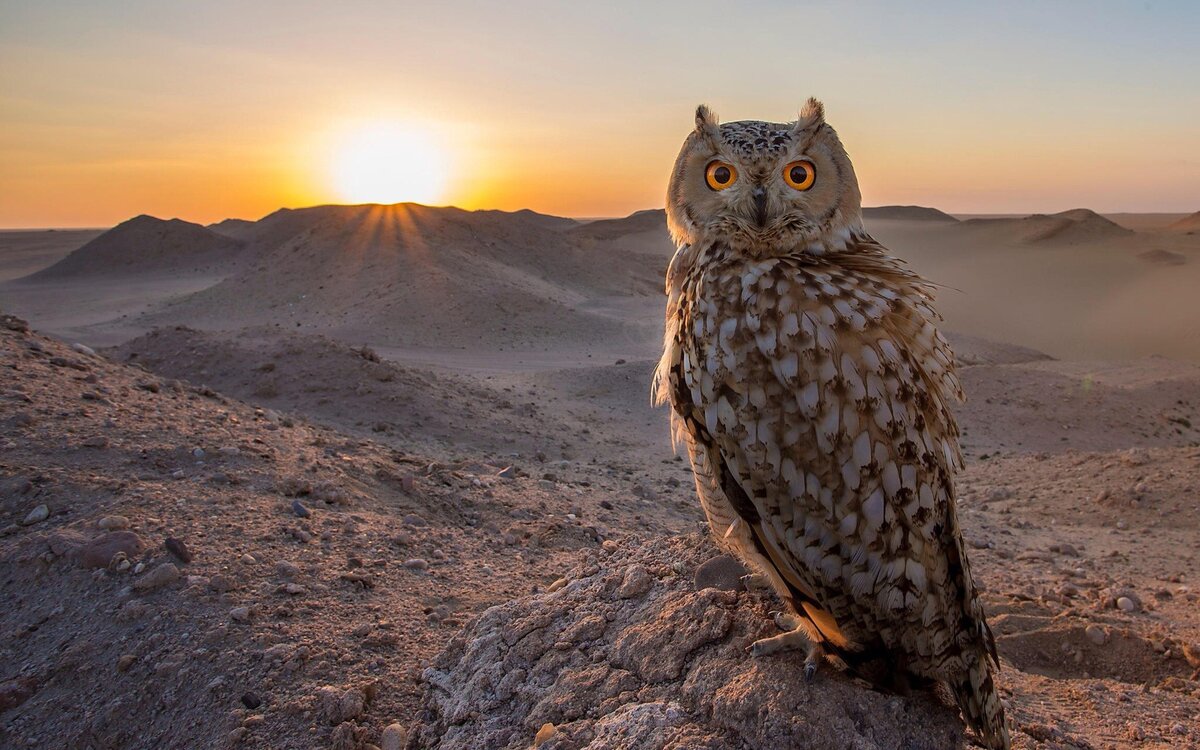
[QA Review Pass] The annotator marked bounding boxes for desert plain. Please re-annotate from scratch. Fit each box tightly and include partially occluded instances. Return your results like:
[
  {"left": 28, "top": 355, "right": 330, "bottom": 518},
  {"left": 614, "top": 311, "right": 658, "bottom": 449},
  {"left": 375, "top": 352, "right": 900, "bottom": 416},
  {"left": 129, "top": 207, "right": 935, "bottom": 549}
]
[{"left": 1, "top": 203, "right": 1199, "bottom": 749}]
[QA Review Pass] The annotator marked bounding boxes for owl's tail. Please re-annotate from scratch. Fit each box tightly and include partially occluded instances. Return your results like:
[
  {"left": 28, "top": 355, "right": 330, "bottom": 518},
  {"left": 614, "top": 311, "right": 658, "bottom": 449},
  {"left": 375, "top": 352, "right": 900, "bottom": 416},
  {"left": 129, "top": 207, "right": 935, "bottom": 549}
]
[{"left": 951, "top": 648, "right": 1012, "bottom": 750}]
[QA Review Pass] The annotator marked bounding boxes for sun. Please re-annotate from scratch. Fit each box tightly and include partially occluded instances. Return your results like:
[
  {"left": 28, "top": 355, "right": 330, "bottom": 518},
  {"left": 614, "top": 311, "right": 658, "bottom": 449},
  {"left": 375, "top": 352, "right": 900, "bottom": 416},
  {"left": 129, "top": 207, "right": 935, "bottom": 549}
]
[{"left": 330, "top": 123, "right": 450, "bottom": 205}]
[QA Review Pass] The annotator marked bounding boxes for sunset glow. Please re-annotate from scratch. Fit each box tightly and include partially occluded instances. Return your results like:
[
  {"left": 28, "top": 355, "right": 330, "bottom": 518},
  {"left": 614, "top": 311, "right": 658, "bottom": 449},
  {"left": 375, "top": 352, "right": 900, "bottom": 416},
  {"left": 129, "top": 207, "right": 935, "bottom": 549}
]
[{"left": 331, "top": 124, "right": 450, "bottom": 205}]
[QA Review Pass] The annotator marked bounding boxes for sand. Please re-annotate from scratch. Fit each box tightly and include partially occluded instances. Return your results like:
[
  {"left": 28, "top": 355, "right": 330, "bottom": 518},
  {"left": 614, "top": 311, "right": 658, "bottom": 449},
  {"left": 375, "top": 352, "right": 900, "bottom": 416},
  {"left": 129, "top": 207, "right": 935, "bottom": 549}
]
[{"left": 2, "top": 203, "right": 1199, "bottom": 749}]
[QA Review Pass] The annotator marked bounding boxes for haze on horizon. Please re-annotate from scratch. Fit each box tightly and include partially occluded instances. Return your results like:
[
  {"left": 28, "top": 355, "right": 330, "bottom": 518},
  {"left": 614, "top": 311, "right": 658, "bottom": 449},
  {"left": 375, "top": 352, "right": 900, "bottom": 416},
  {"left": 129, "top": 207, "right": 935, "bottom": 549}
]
[{"left": 1, "top": 0, "right": 1198, "bottom": 228}]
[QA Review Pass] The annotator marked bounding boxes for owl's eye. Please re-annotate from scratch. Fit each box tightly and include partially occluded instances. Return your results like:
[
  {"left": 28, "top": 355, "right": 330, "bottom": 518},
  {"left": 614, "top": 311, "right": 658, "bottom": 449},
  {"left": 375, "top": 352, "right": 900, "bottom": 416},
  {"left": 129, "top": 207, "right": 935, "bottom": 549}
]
[
  {"left": 783, "top": 160, "right": 816, "bottom": 191},
  {"left": 705, "top": 161, "right": 738, "bottom": 191}
]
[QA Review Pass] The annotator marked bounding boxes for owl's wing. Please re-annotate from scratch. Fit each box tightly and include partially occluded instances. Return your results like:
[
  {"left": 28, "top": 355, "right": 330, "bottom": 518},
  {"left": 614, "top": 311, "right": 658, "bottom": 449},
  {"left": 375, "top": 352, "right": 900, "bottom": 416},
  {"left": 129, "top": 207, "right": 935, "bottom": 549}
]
[{"left": 684, "top": 242, "right": 997, "bottom": 670}]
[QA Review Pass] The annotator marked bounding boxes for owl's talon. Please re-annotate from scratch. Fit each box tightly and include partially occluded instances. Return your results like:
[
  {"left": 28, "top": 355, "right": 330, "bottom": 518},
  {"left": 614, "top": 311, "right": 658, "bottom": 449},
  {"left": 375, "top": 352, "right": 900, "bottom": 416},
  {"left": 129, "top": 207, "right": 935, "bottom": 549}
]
[
  {"left": 741, "top": 573, "right": 770, "bottom": 591},
  {"left": 803, "top": 660, "right": 819, "bottom": 682}
]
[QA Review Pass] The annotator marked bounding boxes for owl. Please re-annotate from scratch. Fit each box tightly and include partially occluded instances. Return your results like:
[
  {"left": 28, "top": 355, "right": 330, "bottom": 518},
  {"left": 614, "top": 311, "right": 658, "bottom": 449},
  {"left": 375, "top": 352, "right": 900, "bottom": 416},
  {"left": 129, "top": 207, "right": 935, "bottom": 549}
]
[{"left": 654, "top": 99, "right": 1011, "bottom": 749}]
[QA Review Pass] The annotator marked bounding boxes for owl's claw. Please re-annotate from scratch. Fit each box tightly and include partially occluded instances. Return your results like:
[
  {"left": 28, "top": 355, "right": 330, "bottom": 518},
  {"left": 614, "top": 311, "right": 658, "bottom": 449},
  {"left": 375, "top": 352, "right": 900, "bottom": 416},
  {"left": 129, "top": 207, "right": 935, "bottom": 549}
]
[
  {"left": 749, "top": 613, "right": 825, "bottom": 680},
  {"left": 741, "top": 573, "right": 771, "bottom": 591}
]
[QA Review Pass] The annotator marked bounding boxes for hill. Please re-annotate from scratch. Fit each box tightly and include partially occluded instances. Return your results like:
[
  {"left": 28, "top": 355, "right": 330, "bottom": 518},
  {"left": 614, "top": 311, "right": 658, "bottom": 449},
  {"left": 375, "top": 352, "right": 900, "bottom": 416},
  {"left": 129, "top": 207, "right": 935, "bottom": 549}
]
[
  {"left": 139, "top": 204, "right": 666, "bottom": 352},
  {"left": 25, "top": 215, "right": 246, "bottom": 280},
  {"left": 863, "top": 205, "right": 959, "bottom": 222},
  {"left": 960, "top": 209, "right": 1132, "bottom": 244},
  {"left": 1167, "top": 211, "right": 1200, "bottom": 234}
]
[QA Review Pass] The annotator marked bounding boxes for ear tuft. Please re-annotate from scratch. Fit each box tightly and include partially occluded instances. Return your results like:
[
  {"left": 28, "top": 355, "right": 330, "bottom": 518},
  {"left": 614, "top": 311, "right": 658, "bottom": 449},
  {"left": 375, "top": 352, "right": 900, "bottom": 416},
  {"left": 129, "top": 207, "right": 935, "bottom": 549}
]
[
  {"left": 694, "top": 104, "right": 721, "bottom": 141},
  {"left": 794, "top": 97, "right": 826, "bottom": 134}
]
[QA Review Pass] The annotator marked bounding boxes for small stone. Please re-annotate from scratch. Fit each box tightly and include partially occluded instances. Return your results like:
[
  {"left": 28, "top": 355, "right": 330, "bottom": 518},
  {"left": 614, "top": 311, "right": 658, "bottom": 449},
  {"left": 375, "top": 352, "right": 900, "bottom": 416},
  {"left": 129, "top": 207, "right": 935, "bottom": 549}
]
[
  {"left": 116, "top": 654, "right": 137, "bottom": 672},
  {"left": 97, "top": 516, "right": 130, "bottom": 531},
  {"left": 230, "top": 606, "right": 251, "bottom": 622},
  {"left": 599, "top": 500, "right": 614, "bottom": 510},
  {"left": 81, "top": 436, "right": 109, "bottom": 449},
  {"left": 133, "top": 562, "right": 181, "bottom": 592},
  {"left": 1116, "top": 596, "right": 1138, "bottom": 613},
  {"left": 1084, "top": 624, "right": 1108, "bottom": 645},
  {"left": 291, "top": 500, "right": 311, "bottom": 518},
  {"left": 402, "top": 514, "right": 426, "bottom": 527},
  {"left": 276, "top": 561, "right": 301, "bottom": 578},
  {"left": 615, "top": 564, "right": 653, "bottom": 599},
  {"left": 71, "top": 342, "right": 97, "bottom": 357},
  {"left": 218, "top": 446, "right": 240, "bottom": 456},
  {"left": 283, "top": 583, "right": 306, "bottom": 595},
  {"left": 227, "top": 727, "right": 248, "bottom": 745},
  {"left": 538, "top": 480, "right": 555, "bottom": 491},
  {"left": 403, "top": 558, "right": 429, "bottom": 571},
  {"left": 497, "top": 466, "right": 517, "bottom": 479},
  {"left": 240, "top": 553, "right": 257, "bottom": 565},
  {"left": 240, "top": 693, "right": 262, "bottom": 709},
  {"left": 534, "top": 722, "right": 557, "bottom": 747},
  {"left": 165, "top": 537, "right": 193, "bottom": 564},
  {"left": 192, "top": 448, "right": 206, "bottom": 459},
  {"left": 22, "top": 504, "right": 49, "bottom": 525},
  {"left": 380, "top": 723, "right": 408, "bottom": 750},
  {"left": 317, "top": 686, "right": 365, "bottom": 724}
]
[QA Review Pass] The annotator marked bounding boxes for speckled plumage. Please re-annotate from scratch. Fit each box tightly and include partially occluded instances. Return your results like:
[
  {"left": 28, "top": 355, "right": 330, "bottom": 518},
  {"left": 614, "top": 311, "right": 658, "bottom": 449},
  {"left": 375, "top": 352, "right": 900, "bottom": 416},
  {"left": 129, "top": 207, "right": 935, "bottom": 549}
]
[{"left": 655, "top": 99, "right": 1011, "bottom": 749}]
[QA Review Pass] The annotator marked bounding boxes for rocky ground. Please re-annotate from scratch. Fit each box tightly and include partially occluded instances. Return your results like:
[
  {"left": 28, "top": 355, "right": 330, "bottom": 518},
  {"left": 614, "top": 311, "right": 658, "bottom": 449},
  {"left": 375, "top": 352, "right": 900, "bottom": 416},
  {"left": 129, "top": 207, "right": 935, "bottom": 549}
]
[{"left": 3, "top": 312, "right": 1199, "bottom": 749}]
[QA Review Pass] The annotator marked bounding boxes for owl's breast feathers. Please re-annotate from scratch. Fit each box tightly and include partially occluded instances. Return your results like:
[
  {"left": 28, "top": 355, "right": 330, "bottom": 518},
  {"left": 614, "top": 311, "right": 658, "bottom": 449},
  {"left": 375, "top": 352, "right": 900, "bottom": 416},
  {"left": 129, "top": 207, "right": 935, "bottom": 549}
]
[{"left": 655, "top": 233, "right": 999, "bottom": 677}]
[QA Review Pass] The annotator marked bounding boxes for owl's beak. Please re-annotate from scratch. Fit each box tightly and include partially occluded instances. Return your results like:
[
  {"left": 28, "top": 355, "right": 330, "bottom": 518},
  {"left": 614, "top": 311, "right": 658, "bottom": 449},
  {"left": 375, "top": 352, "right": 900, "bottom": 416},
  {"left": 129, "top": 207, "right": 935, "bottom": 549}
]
[{"left": 751, "top": 187, "right": 769, "bottom": 228}]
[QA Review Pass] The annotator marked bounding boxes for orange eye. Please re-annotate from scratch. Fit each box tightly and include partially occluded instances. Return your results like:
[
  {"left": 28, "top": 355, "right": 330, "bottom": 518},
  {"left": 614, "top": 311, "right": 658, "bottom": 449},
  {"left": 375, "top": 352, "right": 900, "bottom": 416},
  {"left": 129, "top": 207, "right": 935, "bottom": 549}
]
[
  {"left": 705, "top": 161, "right": 737, "bottom": 191},
  {"left": 783, "top": 159, "right": 816, "bottom": 191}
]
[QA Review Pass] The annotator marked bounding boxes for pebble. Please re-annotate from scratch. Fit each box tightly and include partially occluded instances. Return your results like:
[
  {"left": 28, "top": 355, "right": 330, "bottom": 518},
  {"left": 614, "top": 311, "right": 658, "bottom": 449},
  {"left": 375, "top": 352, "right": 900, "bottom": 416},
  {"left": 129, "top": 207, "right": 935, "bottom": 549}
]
[
  {"left": 192, "top": 448, "right": 206, "bottom": 459},
  {"left": 218, "top": 446, "right": 241, "bottom": 456},
  {"left": 616, "top": 565, "right": 654, "bottom": 599},
  {"left": 1085, "top": 624, "right": 1108, "bottom": 645},
  {"left": 497, "top": 466, "right": 517, "bottom": 479},
  {"left": 97, "top": 515, "right": 130, "bottom": 531},
  {"left": 276, "top": 561, "right": 301, "bottom": 578},
  {"left": 116, "top": 654, "right": 137, "bottom": 672},
  {"left": 380, "top": 723, "right": 408, "bottom": 750},
  {"left": 165, "top": 537, "right": 193, "bottom": 564},
  {"left": 240, "top": 553, "right": 257, "bottom": 565},
  {"left": 291, "top": 500, "right": 311, "bottom": 518},
  {"left": 403, "top": 558, "right": 429, "bottom": 571},
  {"left": 230, "top": 606, "right": 252, "bottom": 622},
  {"left": 21, "top": 505, "right": 49, "bottom": 525},
  {"left": 283, "top": 583, "right": 306, "bottom": 595},
  {"left": 133, "top": 562, "right": 181, "bottom": 592},
  {"left": 534, "top": 722, "right": 557, "bottom": 747},
  {"left": 81, "top": 436, "right": 110, "bottom": 449},
  {"left": 240, "top": 693, "right": 262, "bottom": 709},
  {"left": 538, "top": 480, "right": 555, "bottom": 491},
  {"left": 402, "top": 514, "right": 426, "bottom": 527},
  {"left": 71, "top": 343, "right": 97, "bottom": 357},
  {"left": 1116, "top": 596, "right": 1138, "bottom": 613}
]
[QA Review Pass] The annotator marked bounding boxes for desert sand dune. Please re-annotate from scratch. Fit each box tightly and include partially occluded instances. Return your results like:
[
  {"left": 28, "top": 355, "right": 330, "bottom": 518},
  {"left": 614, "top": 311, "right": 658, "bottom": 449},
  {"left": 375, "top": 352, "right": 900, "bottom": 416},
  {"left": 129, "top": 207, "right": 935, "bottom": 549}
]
[
  {"left": 863, "top": 205, "right": 959, "bottom": 222},
  {"left": 1167, "top": 210, "right": 1200, "bottom": 234},
  {"left": 957, "top": 209, "right": 1132, "bottom": 244}
]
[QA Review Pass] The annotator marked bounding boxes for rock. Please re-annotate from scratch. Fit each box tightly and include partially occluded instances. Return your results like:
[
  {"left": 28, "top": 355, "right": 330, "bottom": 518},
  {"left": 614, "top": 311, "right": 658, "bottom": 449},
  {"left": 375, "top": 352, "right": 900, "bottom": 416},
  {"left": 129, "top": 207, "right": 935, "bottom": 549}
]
[
  {"left": 230, "top": 606, "right": 252, "bottom": 622},
  {"left": 693, "top": 555, "right": 748, "bottom": 592},
  {"left": 98, "top": 515, "right": 130, "bottom": 531},
  {"left": 240, "top": 693, "right": 262, "bottom": 709},
  {"left": 71, "top": 342, "right": 97, "bottom": 357},
  {"left": 533, "top": 722, "right": 557, "bottom": 747},
  {"left": 403, "top": 558, "right": 429, "bottom": 571},
  {"left": 615, "top": 564, "right": 654, "bottom": 599},
  {"left": 165, "top": 537, "right": 193, "bottom": 564},
  {"left": 497, "top": 466, "right": 517, "bottom": 479},
  {"left": 81, "top": 436, "right": 109, "bottom": 449},
  {"left": 317, "top": 685, "right": 365, "bottom": 724},
  {"left": 402, "top": 514, "right": 427, "bottom": 527},
  {"left": 116, "top": 654, "right": 137, "bottom": 672},
  {"left": 291, "top": 500, "right": 311, "bottom": 518},
  {"left": 380, "top": 723, "right": 408, "bottom": 750},
  {"left": 1116, "top": 596, "right": 1138, "bottom": 613},
  {"left": 538, "top": 480, "right": 556, "bottom": 491},
  {"left": 78, "top": 531, "right": 145, "bottom": 568},
  {"left": 410, "top": 532, "right": 964, "bottom": 749},
  {"left": 276, "top": 561, "right": 301, "bottom": 578},
  {"left": 22, "top": 504, "right": 49, "bottom": 525},
  {"left": 133, "top": 562, "right": 181, "bottom": 592},
  {"left": 1084, "top": 624, "right": 1108, "bottom": 645},
  {"left": 0, "top": 676, "right": 38, "bottom": 711}
]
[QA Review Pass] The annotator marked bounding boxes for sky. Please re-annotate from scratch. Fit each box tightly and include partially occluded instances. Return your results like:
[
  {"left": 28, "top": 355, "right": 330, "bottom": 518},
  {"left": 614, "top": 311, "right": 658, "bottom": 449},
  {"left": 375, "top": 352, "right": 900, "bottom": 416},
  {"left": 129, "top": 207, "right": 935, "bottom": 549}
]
[{"left": 1, "top": 1, "right": 1198, "bottom": 228}]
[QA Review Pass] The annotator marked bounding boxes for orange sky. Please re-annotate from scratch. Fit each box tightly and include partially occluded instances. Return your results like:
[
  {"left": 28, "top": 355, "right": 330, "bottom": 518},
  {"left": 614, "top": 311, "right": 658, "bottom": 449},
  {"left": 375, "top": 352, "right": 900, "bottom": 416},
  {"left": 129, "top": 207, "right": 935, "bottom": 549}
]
[{"left": 1, "top": 2, "right": 1198, "bottom": 228}]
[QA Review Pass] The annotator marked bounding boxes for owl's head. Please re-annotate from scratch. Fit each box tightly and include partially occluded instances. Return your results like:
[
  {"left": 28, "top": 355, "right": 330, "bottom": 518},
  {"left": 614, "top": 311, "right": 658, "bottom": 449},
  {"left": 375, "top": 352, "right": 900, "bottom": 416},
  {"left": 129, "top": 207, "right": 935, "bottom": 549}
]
[{"left": 666, "top": 98, "right": 863, "bottom": 254}]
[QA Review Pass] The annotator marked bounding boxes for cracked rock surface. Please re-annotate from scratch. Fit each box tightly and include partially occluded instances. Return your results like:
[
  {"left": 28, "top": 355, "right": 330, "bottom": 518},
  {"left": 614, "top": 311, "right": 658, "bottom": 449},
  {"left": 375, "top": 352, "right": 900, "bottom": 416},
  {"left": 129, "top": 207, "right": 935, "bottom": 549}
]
[{"left": 410, "top": 533, "right": 965, "bottom": 750}]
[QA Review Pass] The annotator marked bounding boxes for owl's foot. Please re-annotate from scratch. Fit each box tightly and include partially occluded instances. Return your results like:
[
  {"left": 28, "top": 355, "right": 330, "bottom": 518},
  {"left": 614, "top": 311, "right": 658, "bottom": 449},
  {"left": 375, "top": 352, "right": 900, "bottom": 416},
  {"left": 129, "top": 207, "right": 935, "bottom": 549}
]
[
  {"left": 740, "top": 572, "right": 771, "bottom": 591},
  {"left": 748, "top": 611, "right": 824, "bottom": 680}
]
